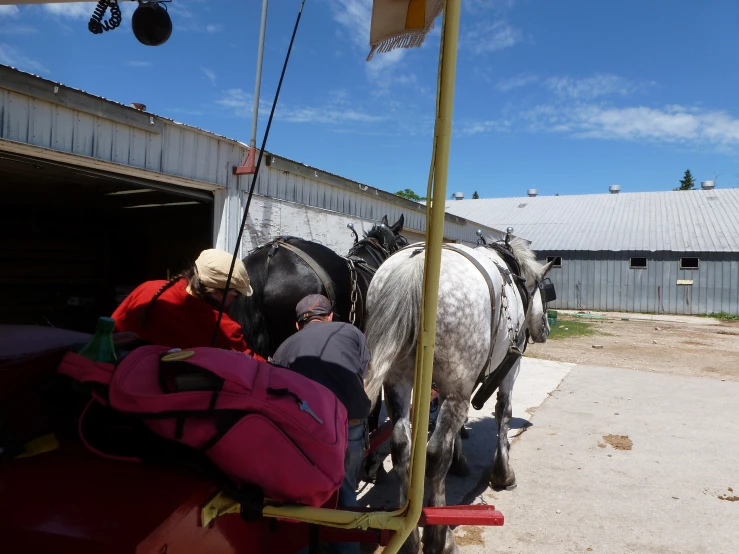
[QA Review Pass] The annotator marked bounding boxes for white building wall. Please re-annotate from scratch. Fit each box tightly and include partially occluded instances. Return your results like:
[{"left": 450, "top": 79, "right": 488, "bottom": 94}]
[{"left": 242, "top": 195, "right": 433, "bottom": 255}]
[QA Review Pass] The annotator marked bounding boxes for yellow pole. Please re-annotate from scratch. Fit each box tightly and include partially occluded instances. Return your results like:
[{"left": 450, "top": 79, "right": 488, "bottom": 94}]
[
  {"left": 381, "top": 0, "right": 462, "bottom": 551},
  {"left": 203, "top": 1, "right": 463, "bottom": 546}
]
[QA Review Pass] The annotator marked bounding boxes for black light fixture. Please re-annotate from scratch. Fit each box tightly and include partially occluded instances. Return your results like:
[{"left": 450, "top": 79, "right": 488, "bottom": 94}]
[
  {"left": 88, "top": 0, "right": 173, "bottom": 47},
  {"left": 132, "top": 1, "right": 173, "bottom": 47}
]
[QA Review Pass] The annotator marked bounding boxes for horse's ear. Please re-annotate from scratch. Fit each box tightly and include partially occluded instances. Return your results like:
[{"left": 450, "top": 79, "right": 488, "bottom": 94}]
[
  {"left": 391, "top": 214, "right": 404, "bottom": 234},
  {"left": 543, "top": 259, "right": 555, "bottom": 277},
  {"left": 381, "top": 215, "right": 389, "bottom": 226}
]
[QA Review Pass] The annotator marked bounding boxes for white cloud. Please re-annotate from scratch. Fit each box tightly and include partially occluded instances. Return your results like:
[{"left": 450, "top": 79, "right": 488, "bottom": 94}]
[
  {"left": 205, "top": 24, "right": 221, "bottom": 33},
  {"left": 329, "top": 0, "right": 412, "bottom": 83},
  {"left": 496, "top": 73, "right": 538, "bottom": 92},
  {"left": 201, "top": 67, "right": 216, "bottom": 85},
  {"left": 0, "top": 25, "right": 37, "bottom": 35},
  {"left": 126, "top": 60, "right": 153, "bottom": 68},
  {"left": 503, "top": 103, "right": 739, "bottom": 148},
  {"left": 464, "top": 0, "right": 518, "bottom": 13},
  {"left": 216, "top": 87, "right": 385, "bottom": 126},
  {"left": 43, "top": 2, "right": 91, "bottom": 19},
  {"left": 545, "top": 74, "right": 643, "bottom": 100},
  {"left": 0, "top": 5, "right": 19, "bottom": 17},
  {"left": 0, "top": 42, "right": 48, "bottom": 73},
  {"left": 462, "top": 20, "right": 522, "bottom": 54}
]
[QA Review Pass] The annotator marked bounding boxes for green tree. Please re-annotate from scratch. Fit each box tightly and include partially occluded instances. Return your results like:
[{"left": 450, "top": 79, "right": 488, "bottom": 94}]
[
  {"left": 472, "top": 191, "right": 480, "bottom": 199},
  {"left": 675, "top": 169, "right": 696, "bottom": 191},
  {"left": 395, "top": 188, "right": 425, "bottom": 202}
]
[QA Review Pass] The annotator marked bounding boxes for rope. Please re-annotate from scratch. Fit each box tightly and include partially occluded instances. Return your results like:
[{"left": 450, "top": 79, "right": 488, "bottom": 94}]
[{"left": 211, "top": 0, "right": 307, "bottom": 346}]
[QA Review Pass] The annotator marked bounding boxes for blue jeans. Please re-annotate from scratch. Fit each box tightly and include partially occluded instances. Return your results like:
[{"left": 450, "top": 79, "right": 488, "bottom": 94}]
[{"left": 299, "top": 420, "right": 367, "bottom": 554}]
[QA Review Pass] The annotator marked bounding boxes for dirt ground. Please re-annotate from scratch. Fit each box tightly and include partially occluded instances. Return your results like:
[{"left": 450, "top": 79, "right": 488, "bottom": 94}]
[{"left": 526, "top": 314, "right": 739, "bottom": 381}]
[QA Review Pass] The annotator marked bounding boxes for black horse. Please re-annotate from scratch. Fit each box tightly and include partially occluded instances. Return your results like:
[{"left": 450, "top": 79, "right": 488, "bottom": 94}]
[
  {"left": 230, "top": 214, "right": 408, "bottom": 360},
  {"left": 230, "top": 215, "right": 407, "bottom": 483}
]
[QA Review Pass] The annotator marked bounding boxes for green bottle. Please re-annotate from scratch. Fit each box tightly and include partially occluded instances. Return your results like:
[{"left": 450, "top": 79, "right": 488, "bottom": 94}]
[{"left": 78, "top": 316, "right": 118, "bottom": 363}]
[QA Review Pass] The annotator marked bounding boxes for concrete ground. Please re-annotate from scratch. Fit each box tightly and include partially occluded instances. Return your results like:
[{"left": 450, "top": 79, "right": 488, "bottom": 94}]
[
  {"left": 357, "top": 358, "right": 574, "bottom": 508},
  {"left": 457, "top": 365, "right": 739, "bottom": 554}
]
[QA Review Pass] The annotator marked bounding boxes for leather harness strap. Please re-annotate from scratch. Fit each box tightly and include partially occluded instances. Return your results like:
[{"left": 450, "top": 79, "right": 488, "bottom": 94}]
[
  {"left": 401, "top": 243, "right": 503, "bottom": 379},
  {"left": 273, "top": 239, "right": 337, "bottom": 306}
]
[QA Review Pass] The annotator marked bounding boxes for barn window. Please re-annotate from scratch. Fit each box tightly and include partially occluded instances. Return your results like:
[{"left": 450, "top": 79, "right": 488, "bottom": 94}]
[
  {"left": 630, "top": 257, "right": 647, "bottom": 269},
  {"left": 546, "top": 256, "right": 562, "bottom": 268},
  {"left": 680, "top": 257, "right": 700, "bottom": 270}
]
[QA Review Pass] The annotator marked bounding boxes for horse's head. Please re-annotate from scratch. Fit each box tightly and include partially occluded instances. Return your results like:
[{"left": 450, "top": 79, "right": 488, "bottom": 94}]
[
  {"left": 501, "top": 237, "right": 556, "bottom": 343},
  {"left": 526, "top": 270, "right": 556, "bottom": 343},
  {"left": 369, "top": 214, "right": 408, "bottom": 253}
]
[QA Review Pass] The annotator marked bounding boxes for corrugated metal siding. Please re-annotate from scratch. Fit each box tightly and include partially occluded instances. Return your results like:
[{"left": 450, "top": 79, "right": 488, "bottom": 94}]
[
  {"left": 0, "top": 66, "right": 504, "bottom": 247},
  {"left": 445, "top": 190, "right": 739, "bottom": 253},
  {"left": 253, "top": 164, "right": 500, "bottom": 245},
  {"left": 542, "top": 252, "right": 738, "bottom": 315},
  {"left": 0, "top": 88, "right": 242, "bottom": 188}
]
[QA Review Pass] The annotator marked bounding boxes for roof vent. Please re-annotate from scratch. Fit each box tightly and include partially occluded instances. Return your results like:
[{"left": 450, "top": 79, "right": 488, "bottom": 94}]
[
  {"left": 527, "top": 188, "right": 538, "bottom": 197},
  {"left": 452, "top": 192, "right": 464, "bottom": 200},
  {"left": 129, "top": 102, "right": 147, "bottom": 111},
  {"left": 701, "top": 180, "right": 715, "bottom": 190},
  {"left": 609, "top": 184, "right": 621, "bottom": 194}
]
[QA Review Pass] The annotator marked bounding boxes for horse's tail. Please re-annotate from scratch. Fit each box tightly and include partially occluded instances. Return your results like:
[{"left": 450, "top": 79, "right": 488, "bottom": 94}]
[
  {"left": 229, "top": 254, "right": 271, "bottom": 358},
  {"left": 364, "top": 253, "right": 424, "bottom": 407}
]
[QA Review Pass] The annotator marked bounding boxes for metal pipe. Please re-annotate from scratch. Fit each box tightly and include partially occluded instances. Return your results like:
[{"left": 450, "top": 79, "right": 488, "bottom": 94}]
[
  {"left": 245, "top": 2, "right": 464, "bottom": 546},
  {"left": 250, "top": 0, "right": 269, "bottom": 154},
  {"left": 383, "top": 1, "right": 462, "bottom": 552}
]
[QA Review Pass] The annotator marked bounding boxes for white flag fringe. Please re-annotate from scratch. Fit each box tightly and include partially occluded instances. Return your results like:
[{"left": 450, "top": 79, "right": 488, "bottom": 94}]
[{"left": 367, "top": 0, "right": 443, "bottom": 61}]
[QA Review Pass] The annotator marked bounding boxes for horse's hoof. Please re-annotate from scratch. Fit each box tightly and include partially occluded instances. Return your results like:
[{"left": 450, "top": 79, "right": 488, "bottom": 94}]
[{"left": 489, "top": 473, "right": 516, "bottom": 491}]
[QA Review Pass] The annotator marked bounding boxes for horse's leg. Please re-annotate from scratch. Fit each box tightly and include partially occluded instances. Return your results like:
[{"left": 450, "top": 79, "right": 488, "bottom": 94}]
[
  {"left": 384, "top": 372, "right": 420, "bottom": 554},
  {"left": 489, "top": 357, "right": 522, "bottom": 491},
  {"left": 449, "top": 428, "right": 469, "bottom": 477},
  {"left": 361, "top": 390, "right": 384, "bottom": 483},
  {"left": 423, "top": 394, "right": 469, "bottom": 554}
]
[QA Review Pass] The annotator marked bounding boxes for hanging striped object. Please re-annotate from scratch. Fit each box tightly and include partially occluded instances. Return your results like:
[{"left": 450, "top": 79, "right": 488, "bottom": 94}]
[{"left": 367, "top": 0, "right": 444, "bottom": 60}]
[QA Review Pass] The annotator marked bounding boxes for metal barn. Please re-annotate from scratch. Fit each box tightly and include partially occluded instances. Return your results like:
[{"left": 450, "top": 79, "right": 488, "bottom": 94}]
[
  {"left": 445, "top": 187, "right": 739, "bottom": 316},
  {"left": 0, "top": 65, "right": 502, "bottom": 330}
]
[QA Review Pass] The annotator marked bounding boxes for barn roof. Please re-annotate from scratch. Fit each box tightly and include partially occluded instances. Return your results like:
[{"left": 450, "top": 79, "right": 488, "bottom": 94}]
[{"left": 444, "top": 188, "right": 739, "bottom": 253}]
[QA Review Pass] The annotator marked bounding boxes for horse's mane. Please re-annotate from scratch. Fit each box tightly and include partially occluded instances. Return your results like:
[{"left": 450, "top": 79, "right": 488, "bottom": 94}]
[
  {"left": 363, "top": 225, "right": 382, "bottom": 239},
  {"left": 489, "top": 236, "right": 546, "bottom": 287}
]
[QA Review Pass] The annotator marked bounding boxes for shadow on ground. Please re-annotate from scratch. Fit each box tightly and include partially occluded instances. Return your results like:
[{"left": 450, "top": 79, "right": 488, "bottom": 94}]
[{"left": 357, "top": 413, "right": 532, "bottom": 510}]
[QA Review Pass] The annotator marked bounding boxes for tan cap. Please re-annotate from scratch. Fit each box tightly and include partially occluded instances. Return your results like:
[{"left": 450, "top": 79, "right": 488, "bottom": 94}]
[{"left": 194, "top": 249, "right": 253, "bottom": 297}]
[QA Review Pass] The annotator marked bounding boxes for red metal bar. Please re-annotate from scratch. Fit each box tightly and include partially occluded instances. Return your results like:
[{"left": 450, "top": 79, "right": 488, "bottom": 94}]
[
  {"left": 233, "top": 148, "right": 257, "bottom": 175},
  {"left": 419, "top": 504, "right": 504, "bottom": 527}
]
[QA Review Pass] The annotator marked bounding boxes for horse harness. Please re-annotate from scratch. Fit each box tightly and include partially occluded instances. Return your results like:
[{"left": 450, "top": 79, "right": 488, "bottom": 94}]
[
  {"left": 401, "top": 242, "right": 533, "bottom": 406},
  {"left": 260, "top": 237, "right": 384, "bottom": 327}
]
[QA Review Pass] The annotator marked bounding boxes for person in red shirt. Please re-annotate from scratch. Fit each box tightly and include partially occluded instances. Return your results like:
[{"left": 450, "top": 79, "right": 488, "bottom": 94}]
[{"left": 112, "top": 249, "right": 264, "bottom": 360}]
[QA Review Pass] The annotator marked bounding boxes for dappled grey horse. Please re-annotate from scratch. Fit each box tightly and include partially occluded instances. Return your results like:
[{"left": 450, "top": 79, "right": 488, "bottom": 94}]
[{"left": 364, "top": 238, "right": 553, "bottom": 554}]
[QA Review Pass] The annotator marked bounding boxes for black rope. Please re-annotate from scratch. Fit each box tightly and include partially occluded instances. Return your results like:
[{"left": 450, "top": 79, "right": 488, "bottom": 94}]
[{"left": 211, "top": 0, "right": 307, "bottom": 347}]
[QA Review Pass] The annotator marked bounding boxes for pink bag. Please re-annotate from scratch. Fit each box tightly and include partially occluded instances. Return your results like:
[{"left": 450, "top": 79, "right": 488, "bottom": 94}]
[{"left": 58, "top": 345, "right": 348, "bottom": 507}]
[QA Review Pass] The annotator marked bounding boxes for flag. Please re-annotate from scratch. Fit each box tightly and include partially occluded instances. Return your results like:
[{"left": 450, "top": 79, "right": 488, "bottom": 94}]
[{"left": 367, "top": 0, "right": 444, "bottom": 61}]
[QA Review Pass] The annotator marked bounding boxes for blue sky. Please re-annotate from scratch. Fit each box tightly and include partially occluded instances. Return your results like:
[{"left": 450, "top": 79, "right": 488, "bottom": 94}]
[{"left": 2, "top": 0, "right": 739, "bottom": 199}]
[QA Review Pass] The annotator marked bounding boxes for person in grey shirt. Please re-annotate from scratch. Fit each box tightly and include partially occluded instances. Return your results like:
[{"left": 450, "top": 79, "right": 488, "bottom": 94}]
[{"left": 272, "top": 294, "right": 371, "bottom": 554}]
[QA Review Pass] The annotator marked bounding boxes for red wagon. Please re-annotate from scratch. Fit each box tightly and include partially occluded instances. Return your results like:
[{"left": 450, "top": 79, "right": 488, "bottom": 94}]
[{"left": 0, "top": 325, "right": 503, "bottom": 553}]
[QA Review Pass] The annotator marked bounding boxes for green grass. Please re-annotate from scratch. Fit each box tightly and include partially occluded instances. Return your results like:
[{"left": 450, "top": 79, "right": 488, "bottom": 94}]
[
  {"left": 547, "top": 318, "right": 601, "bottom": 340},
  {"left": 699, "top": 312, "right": 739, "bottom": 321}
]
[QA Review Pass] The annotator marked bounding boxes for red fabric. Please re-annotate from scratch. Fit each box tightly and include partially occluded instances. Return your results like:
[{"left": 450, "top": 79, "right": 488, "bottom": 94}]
[
  {"left": 58, "top": 346, "right": 348, "bottom": 507},
  {"left": 111, "top": 280, "right": 264, "bottom": 361}
]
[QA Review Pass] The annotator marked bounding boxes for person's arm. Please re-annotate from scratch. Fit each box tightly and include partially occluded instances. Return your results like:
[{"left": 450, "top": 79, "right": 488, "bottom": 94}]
[
  {"left": 111, "top": 291, "right": 133, "bottom": 332},
  {"left": 222, "top": 326, "right": 266, "bottom": 362}
]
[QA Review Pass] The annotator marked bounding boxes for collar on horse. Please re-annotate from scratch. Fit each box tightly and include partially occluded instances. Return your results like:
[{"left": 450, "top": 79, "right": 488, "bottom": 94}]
[
  {"left": 485, "top": 242, "right": 531, "bottom": 315},
  {"left": 257, "top": 234, "right": 397, "bottom": 328},
  {"left": 263, "top": 237, "right": 338, "bottom": 306}
]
